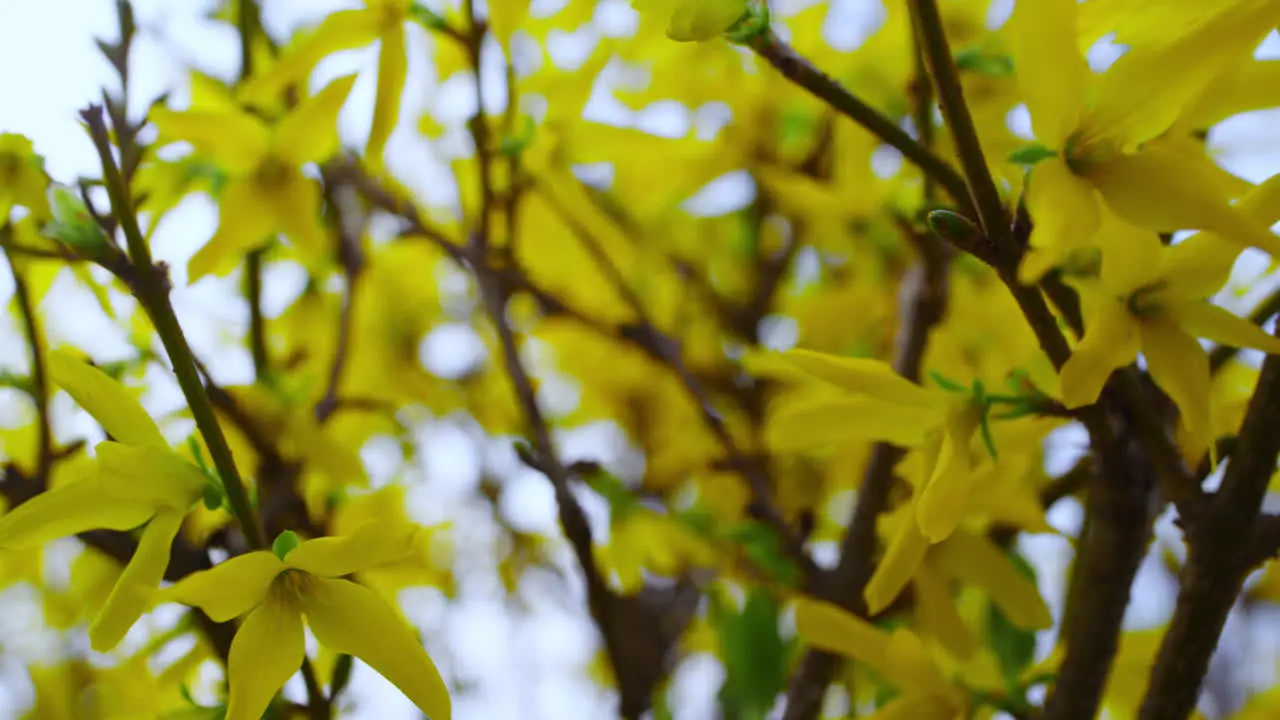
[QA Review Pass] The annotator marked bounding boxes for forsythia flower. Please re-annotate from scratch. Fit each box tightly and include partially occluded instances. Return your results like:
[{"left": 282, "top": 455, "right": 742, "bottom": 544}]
[
  {"left": 163, "top": 523, "right": 451, "bottom": 720},
  {"left": 149, "top": 74, "right": 356, "bottom": 282},
  {"left": 240, "top": 0, "right": 411, "bottom": 171},
  {"left": 0, "top": 352, "right": 208, "bottom": 651},
  {"left": 632, "top": 0, "right": 748, "bottom": 42},
  {"left": 1010, "top": 0, "right": 1280, "bottom": 282},
  {"left": 794, "top": 598, "right": 970, "bottom": 720},
  {"left": 746, "top": 349, "right": 983, "bottom": 542},
  {"left": 1060, "top": 176, "right": 1280, "bottom": 455}
]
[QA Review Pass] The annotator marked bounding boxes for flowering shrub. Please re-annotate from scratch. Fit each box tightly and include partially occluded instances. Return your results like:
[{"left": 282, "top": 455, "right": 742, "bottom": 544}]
[{"left": 5, "top": 0, "right": 1280, "bottom": 718}]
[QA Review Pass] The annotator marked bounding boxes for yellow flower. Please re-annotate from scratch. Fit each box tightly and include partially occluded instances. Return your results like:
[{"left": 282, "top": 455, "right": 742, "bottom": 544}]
[
  {"left": 1010, "top": 0, "right": 1280, "bottom": 282},
  {"left": 149, "top": 74, "right": 356, "bottom": 282},
  {"left": 746, "top": 349, "right": 984, "bottom": 543},
  {"left": 240, "top": 0, "right": 411, "bottom": 171},
  {"left": 632, "top": 0, "right": 749, "bottom": 42},
  {"left": 794, "top": 598, "right": 969, "bottom": 720},
  {"left": 1059, "top": 208, "right": 1280, "bottom": 456},
  {"left": 163, "top": 522, "right": 451, "bottom": 720},
  {"left": 0, "top": 351, "right": 208, "bottom": 651},
  {"left": 0, "top": 133, "right": 50, "bottom": 221}
]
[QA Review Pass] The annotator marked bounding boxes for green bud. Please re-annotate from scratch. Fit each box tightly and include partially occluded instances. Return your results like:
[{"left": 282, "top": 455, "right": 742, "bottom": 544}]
[
  {"left": 725, "top": 0, "right": 770, "bottom": 44},
  {"left": 926, "top": 209, "right": 981, "bottom": 245}
]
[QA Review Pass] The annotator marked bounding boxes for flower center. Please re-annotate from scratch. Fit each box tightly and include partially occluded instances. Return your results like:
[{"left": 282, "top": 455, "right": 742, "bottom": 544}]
[
  {"left": 1063, "top": 131, "right": 1119, "bottom": 175},
  {"left": 255, "top": 156, "right": 292, "bottom": 189},
  {"left": 0, "top": 152, "right": 20, "bottom": 184},
  {"left": 274, "top": 568, "right": 316, "bottom": 602},
  {"left": 1126, "top": 282, "right": 1168, "bottom": 318}
]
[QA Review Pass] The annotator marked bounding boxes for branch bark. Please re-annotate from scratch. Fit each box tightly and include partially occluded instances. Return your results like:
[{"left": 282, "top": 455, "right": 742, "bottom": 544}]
[{"left": 1138, "top": 330, "right": 1280, "bottom": 720}]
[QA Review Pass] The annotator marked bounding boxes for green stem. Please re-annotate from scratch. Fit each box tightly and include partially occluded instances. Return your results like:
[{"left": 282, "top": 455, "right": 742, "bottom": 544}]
[{"left": 83, "top": 106, "right": 267, "bottom": 550}]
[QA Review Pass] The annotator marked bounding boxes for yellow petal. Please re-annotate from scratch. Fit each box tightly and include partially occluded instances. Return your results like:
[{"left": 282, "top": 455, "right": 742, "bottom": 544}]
[
  {"left": 1059, "top": 302, "right": 1140, "bottom": 408},
  {"left": 164, "top": 551, "right": 284, "bottom": 622},
  {"left": 489, "top": 0, "right": 531, "bottom": 47},
  {"left": 766, "top": 397, "right": 939, "bottom": 450},
  {"left": 1184, "top": 60, "right": 1280, "bottom": 129},
  {"left": 914, "top": 563, "right": 977, "bottom": 661},
  {"left": 793, "top": 597, "right": 891, "bottom": 665},
  {"left": 1008, "top": 0, "right": 1087, "bottom": 147},
  {"left": 0, "top": 474, "right": 153, "bottom": 549},
  {"left": 1090, "top": 0, "right": 1279, "bottom": 147},
  {"left": 774, "top": 349, "right": 940, "bottom": 409},
  {"left": 189, "top": 176, "right": 277, "bottom": 282},
  {"left": 48, "top": 351, "right": 165, "bottom": 447},
  {"left": 273, "top": 74, "right": 359, "bottom": 167},
  {"left": 366, "top": 28, "right": 408, "bottom": 171},
  {"left": 1097, "top": 214, "right": 1164, "bottom": 295},
  {"left": 95, "top": 442, "right": 207, "bottom": 508},
  {"left": 1020, "top": 157, "right": 1101, "bottom": 283},
  {"left": 1141, "top": 317, "right": 1212, "bottom": 450},
  {"left": 884, "top": 628, "right": 951, "bottom": 696},
  {"left": 285, "top": 521, "right": 418, "bottom": 577},
  {"left": 149, "top": 108, "right": 269, "bottom": 176},
  {"left": 865, "top": 515, "right": 931, "bottom": 614},
  {"left": 240, "top": 9, "right": 380, "bottom": 106},
  {"left": 301, "top": 577, "right": 452, "bottom": 720},
  {"left": 1160, "top": 233, "right": 1240, "bottom": 301},
  {"left": 225, "top": 591, "right": 306, "bottom": 720},
  {"left": 268, "top": 172, "right": 328, "bottom": 270},
  {"left": 933, "top": 531, "right": 1053, "bottom": 630},
  {"left": 916, "top": 407, "right": 981, "bottom": 543},
  {"left": 89, "top": 508, "right": 185, "bottom": 651},
  {"left": 1177, "top": 302, "right": 1280, "bottom": 354},
  {"left": 1088, "top": 147, "right": 1280, "bottom": 257}
]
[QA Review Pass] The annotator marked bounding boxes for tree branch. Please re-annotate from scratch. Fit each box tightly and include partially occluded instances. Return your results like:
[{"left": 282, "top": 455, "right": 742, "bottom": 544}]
[
  {"left": 1138, "top": 328, "right": 1280, "bottom": 720},
  {"left": 83, "top": 105, "right": 266, "bottom": 550},
  {"left": 744, "top": 30, "right": 974, "bottom": 215}
]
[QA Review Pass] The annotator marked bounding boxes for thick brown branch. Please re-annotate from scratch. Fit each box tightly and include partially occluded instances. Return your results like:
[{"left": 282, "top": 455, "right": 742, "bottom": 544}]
[{"left": 1139, "top": 331, "right": 1280, "bottom": 720}]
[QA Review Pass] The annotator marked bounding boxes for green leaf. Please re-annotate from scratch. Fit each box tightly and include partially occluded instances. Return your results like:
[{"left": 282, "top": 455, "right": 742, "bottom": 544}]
[
  {"left": 44, "top": 183, "right": 109, "bottom": 255},
  {"left": 586, "top": 469, "right": 638, "bottom": 518},
  {"left": 715, "top": 589, "right": 791, "bottom": 720},
  {"left": 1008, "top": 144, "right": 1058, "bottom": 167},
  {"left": 726, "top": 521, "right": 799, "bottom": 587}
]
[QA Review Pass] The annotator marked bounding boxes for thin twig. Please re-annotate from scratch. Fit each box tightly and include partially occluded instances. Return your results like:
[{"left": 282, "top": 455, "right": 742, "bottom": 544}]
[
  {"left": 83, "top": 105, "right": 266, "bottom": 550},
  {"left": 745, "top": 30, "right": 972, "bottom": 215},
  {"left": 3, "top": 240, "right": 52, "bottom": 474}
]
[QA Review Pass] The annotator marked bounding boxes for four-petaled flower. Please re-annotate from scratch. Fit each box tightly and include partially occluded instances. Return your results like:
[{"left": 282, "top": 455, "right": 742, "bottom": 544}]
[
  {"left": 0, "top": 351, "right": 208, "bottom": 651},
  {"left": 1010, "top": 0, "right": 1280, "bottom": 282},
  {"left": 1059, "top": 187, "right": 1280, "bottom": 457},
  {"left": 149, "top": 74, "right": 357, "bottom": 282},
  {"left": 163, "top": 523, "right": 451, "bottom": 720},
  {"left": 240, "top": 0, "right": 411, "bottom": 172}
]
